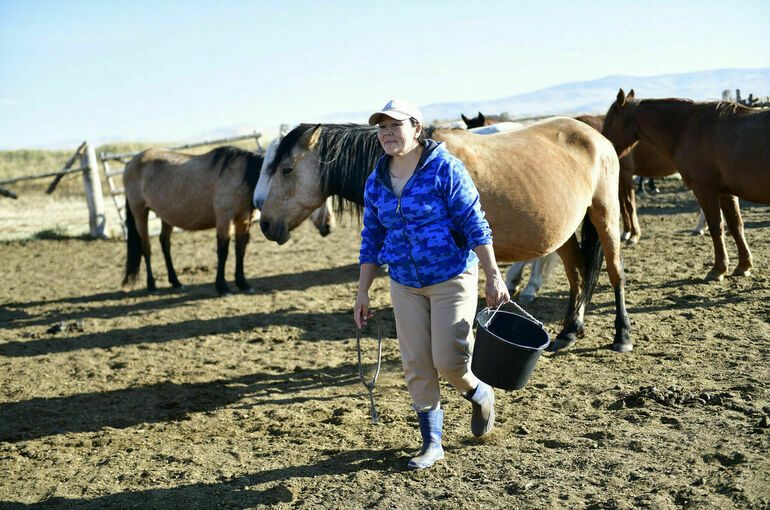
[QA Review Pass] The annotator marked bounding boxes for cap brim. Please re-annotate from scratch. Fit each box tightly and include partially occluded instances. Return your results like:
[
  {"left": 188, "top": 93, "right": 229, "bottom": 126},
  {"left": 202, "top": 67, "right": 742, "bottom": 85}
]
[{"left": 368, "top": 111, "right": 411, "bottom": 126}]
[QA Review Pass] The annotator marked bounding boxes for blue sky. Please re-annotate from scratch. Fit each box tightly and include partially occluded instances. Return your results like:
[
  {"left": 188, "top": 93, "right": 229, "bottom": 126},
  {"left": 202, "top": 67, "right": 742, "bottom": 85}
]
[{"left": 1, "top": 0, "right": 768, "bottom": 150}]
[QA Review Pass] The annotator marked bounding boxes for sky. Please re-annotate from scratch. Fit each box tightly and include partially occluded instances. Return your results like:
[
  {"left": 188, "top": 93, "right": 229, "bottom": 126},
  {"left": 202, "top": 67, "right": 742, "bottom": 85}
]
[{"left": 1, "top": 0, "right": 769, "bottom": 150}]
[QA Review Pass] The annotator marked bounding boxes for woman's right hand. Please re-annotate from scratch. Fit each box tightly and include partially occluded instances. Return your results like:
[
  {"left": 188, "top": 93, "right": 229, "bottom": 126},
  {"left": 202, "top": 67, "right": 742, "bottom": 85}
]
[{"left": 354, "top": 291, "right": 373, "bottom": 329}]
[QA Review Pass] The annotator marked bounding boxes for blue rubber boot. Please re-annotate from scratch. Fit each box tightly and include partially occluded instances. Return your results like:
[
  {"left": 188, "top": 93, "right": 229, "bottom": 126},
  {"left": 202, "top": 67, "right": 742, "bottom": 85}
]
[
  {"left": 466, "top": 382, "right": 495, "bottom": 437},
  {"left": 407, "top": 409, "right": 444, "bottom": 470}
]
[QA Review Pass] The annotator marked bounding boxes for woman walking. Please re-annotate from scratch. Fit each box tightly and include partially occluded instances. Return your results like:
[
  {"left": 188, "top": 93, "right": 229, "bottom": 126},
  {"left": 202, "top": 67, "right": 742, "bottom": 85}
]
[{"left": 353, "top": 99, "right": 509, "bottom": 470}]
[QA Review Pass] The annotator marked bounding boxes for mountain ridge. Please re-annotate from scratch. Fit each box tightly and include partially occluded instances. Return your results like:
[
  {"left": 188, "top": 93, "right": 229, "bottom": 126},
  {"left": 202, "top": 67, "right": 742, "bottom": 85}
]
[{"left": 323, "top": 67, "right": 770, "bottom": 124}]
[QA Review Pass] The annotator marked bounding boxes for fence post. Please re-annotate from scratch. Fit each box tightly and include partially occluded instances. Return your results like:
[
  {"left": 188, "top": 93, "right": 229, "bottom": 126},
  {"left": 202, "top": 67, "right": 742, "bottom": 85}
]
[{"left": 82, "top": 143, "right": 106, "bottom": 238}]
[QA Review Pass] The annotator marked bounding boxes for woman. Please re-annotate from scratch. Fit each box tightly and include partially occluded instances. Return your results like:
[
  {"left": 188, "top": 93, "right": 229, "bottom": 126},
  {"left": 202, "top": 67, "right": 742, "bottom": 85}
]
[{"left": 353, "top": 99, "right": 510, "bottom": 470}]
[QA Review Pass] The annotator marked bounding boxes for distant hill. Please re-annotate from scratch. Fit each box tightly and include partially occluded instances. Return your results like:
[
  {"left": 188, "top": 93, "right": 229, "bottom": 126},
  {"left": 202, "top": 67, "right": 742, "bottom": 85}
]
[{"left": 323, "top": 68, "right": 770, "bottom": 124}]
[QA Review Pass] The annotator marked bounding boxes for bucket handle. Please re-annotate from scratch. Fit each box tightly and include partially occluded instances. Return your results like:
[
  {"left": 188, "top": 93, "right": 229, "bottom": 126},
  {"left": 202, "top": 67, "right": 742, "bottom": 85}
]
[{"left": 482, "top": 299, "right": 543, "bottom": 329}]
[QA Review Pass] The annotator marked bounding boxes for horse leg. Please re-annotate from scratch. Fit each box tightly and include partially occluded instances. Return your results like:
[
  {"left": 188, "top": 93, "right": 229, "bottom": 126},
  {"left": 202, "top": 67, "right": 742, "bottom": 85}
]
[
  {"left": 551, "top": 235, "right": 586, "bottom": 350},
  {"left": 519, "top": 258, "right": 541, "bottom": 303},
  {"left": 692, "top": 208, "right": 707, "bottom": 235},
  {"left": 520, "top": 252, "right": 559, "bottom": 303},
  {"left": 619, "top": 167, "right": 640, "bottom": 244},
  {"left": 720, "top": 195, "right": 752, "bottom": 276},
  {"left": 215, "top": 220, "right": 233, "bottom": 296},
  {"left": 618, "top": 175, "right": 632, "bottom": 242},
  {"left": 504, "top": 260, "right": 527, "bottom": 295},
  {"left": 647, "top": 178, "right": 659, "bottom": 193},
  {"left": 159, "top": 221, "right": 184, "bottom": 289},
  {"left": 134, "top": 207, "right": 157, "bottom": 293},
  {"left": 234, "top": 216, "right": 254, "bottom": 293},
  {"left": 586, "top": 202, "right": 632, "bottom": 351},
  {"left": 695, "top": 191, "right": 729, "bottom": 281}
]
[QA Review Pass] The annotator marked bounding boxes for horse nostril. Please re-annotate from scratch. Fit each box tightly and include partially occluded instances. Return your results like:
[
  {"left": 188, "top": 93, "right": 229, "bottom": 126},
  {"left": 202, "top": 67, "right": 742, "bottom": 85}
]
[{"left": 260, "top": 219, "right": 270, "bottom": 236}]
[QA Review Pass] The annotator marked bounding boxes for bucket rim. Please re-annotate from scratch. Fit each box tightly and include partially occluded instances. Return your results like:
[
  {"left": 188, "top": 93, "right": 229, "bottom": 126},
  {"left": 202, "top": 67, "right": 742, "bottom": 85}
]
[{"left": 476, "top": 308, "right": 551, "bottom": 352}]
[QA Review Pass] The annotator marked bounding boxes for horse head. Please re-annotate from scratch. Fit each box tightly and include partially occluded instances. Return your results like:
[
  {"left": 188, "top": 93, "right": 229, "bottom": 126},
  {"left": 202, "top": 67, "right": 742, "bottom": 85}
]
[
  {"left": 462, "top": 112, "right": 487, "bottom": 129},
  {"left": 310, "top": 196, "right": 336, "bottom": 237},
  {"left": 259, "top": 124, "right": 327, "bottom": 244},
  {"left": 602, "top": 88, "right": 640, "bottom": 158}
]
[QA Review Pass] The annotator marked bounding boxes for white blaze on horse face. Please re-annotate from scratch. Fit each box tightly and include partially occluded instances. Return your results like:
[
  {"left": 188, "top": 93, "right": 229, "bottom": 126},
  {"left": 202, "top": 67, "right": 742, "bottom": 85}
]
[
  {"left": 253, "top": 136, "right": 282, "bottom": 209},
  {"left": 260, "top": 142, "right": 327, "bottom": 233}
]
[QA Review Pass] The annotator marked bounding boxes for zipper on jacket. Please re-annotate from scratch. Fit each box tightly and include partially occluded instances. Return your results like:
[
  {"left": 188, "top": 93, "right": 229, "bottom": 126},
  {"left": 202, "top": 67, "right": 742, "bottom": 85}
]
[{"left": 397, "top": 191, "right": 424, "bottom": 288}]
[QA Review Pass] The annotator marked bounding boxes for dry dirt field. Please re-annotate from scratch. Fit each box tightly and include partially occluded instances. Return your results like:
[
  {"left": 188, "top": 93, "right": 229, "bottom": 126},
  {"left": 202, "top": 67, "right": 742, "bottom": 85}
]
[{"left": 1, "top": 179, "right": 768, "bottom": 509}]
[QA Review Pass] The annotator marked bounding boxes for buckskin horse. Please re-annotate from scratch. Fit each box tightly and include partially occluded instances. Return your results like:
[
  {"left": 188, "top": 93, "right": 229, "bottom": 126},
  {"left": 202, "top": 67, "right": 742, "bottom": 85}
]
[
  {"left": 122, "top": 146, "right": 333, "bottom": 295},
  {"left": 255, "top": 119, "right": 633, "bottom": 351},
  {"left": 603, "top": 89, "right": 770, "bottom": 281}
]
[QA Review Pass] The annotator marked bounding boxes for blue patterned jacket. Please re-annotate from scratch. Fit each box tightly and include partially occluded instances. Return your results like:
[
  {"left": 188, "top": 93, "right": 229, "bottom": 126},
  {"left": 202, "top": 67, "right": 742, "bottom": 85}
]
[{"left": 359, "top": 141, "right": 493, "bottom": 288}]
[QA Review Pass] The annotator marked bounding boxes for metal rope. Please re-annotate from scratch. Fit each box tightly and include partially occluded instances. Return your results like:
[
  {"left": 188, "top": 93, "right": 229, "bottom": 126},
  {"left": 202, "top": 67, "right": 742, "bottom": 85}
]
[{"left": 356, "top": 312, "right": 383, "bottom": 425}]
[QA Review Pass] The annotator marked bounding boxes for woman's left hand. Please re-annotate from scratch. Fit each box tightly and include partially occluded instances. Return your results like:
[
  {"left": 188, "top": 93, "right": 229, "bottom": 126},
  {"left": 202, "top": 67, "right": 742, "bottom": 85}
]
[{"left": 485, "top": 270, "right": 510, "bottom": 308}]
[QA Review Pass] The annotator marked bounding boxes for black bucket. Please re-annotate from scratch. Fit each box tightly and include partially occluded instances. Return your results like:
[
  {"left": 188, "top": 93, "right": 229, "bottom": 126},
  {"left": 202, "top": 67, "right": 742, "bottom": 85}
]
[{"left": 471, "top": 308, "right": 551, "bottom": 390}]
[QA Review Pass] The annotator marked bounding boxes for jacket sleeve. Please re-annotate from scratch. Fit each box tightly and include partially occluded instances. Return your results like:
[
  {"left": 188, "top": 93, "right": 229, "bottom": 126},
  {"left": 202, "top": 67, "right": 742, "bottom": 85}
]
[
  {"left": 441, "top": 156, "right": 493, "bottom": 248},
  {"left": 359, "top": 176, "right": 387, "bottom": 265}
]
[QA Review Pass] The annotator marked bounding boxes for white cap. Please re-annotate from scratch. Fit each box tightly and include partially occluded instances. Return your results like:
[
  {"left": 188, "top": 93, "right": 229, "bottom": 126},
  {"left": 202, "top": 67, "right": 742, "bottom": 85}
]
[{"left": 368, "top": 99, "right": 423, "bottom": 126}]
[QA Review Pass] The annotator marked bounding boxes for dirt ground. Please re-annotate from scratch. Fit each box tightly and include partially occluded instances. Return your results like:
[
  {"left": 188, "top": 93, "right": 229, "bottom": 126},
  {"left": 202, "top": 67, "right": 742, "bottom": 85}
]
[{"left": 1, "top": 179, "right": 768, "bottom": 509}]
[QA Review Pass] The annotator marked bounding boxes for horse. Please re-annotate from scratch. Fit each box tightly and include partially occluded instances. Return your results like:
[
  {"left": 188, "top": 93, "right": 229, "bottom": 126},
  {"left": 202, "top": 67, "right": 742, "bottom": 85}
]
[
  {"left": 461, "top": 112, "right": 509, "bottom": 129},
  {"left": 255, "top": 120, "right": 633, "bottom": 352},
  {"left": 122, "top": 146, "right": 334, "bottom": 296},
  {"left": 603, "top": 89, "right": 770, "bottom": 281}
]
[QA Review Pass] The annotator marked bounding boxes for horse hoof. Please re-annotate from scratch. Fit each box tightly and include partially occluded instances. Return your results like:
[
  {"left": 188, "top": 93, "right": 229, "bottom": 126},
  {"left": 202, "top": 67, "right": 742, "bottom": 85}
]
[
  {"left": 732, "top": 267, "right": 751, "bottom": 277},
  {"left": 611, "top": 341, "right": 633, "bottom": 353},
  {"left": 691, "top": 229, "right": 704, "bottom": 236},
  {"left": 620, "top": 232, "right": 630, "bottom": 242},
  {"left": 242, "top": 287, "right": 256, "bottom": 295},
  {"left": 625, "top": 238, "right": 638, "bottom": 247},
  {"left": 519, "top": 293, "right": 535, "bottom": 304},
  {"left": 704, "top": 270, "right": 725, "bottom": 282},
  {"left": 148, "top": 289, "right": 160, "bottom": 295},
  {"left": 549, "top": 336, "right": 577, "bottom": 351}
]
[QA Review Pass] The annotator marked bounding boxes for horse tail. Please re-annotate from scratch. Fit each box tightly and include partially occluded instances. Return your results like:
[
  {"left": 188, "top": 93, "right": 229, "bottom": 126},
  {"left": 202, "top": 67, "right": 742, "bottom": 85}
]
[
  {"left": 565, "top": 212, "right": 604, "bottom": 325},
  {"left": 122, "top": 198, "right": 142, "bottom": 286}
]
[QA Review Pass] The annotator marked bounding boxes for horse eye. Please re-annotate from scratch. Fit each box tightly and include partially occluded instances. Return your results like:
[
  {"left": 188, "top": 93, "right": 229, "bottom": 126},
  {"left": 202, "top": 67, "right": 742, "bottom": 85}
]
[{"left": 282, "top": 166, "right": 294, "bottom": 176}]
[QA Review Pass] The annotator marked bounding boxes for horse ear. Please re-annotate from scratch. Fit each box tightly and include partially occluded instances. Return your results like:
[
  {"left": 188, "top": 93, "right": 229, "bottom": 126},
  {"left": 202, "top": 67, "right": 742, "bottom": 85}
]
[
  {"left": 301, "top": 124, "right": 322, "bottom": 149},
  {"left": 478, "top": 112, "right": 485, "bottom": 122},
  {"left": 617, "top": 88, "right": 626, "bottom": 106},
  {"left": 627, "top": 89, "right": 635, "bottom": 99},
  {"left": 461, "top": 114, "right": 470, "bottom": 123}
]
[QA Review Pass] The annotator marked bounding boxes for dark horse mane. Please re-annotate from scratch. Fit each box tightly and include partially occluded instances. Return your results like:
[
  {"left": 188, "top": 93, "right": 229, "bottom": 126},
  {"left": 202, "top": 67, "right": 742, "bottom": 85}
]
[
  {"left": 208, "top": 146, "right": 264, "bottom": 193},
  {"left": 268, "top": 123, "right": 436, "bottom": 216}
]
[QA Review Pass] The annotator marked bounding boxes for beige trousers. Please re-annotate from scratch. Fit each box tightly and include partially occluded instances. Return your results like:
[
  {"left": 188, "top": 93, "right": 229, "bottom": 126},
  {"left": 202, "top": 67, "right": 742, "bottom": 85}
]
[{"left": 389, "top": 266, "right": 480, "bottom": 411}]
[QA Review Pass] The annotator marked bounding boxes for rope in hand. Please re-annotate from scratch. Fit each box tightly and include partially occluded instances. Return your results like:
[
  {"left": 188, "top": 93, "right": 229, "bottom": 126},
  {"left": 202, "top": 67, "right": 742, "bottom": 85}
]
[{"left": 356, "top": 312, "right": 383, "bottom": 425}]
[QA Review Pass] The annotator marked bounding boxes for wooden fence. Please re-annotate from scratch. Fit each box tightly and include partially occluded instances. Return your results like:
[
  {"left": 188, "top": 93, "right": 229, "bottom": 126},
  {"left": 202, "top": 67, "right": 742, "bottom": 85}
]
[
  {"left": 723, "top": 89, "right": 770, "bottom": 108},
  {"left": 0, "top": 141, "right": 106, "bottom": 238}
]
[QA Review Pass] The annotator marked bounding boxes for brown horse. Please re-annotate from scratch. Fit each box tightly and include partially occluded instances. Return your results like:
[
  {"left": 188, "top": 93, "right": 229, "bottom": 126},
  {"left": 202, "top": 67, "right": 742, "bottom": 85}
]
[
  {"left": 603, "top": 89, "right": 770, "bottom": 280},
  {"left": 577, "top": 114, "right": 679, "bottom": 245},
  {"left": 461, "top": 112, "right": 508, "bottom": 128},
  {"left": 122, "top": 146, "right": 333, "bottom": 296},
  {"left": 255, "top": 119, "right": 633, "bottom": 351}
]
